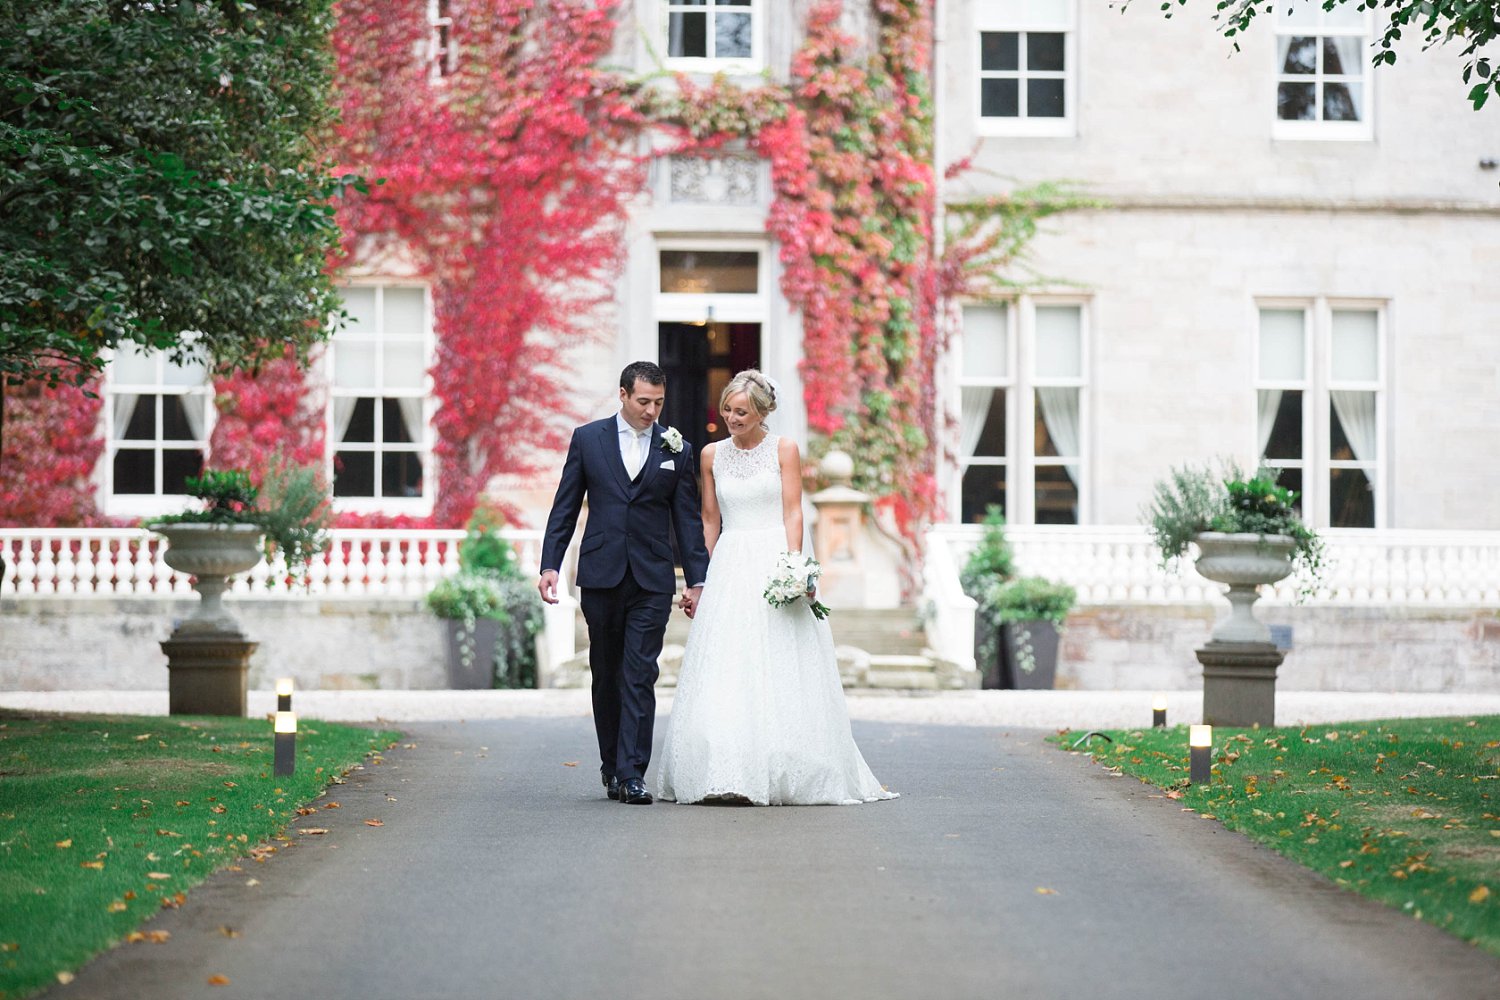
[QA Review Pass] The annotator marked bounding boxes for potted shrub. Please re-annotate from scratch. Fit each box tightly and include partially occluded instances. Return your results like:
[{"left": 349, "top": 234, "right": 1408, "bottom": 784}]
[
  {"left": 982, "top": 576, "right": 1077, "bottom": 690},
  {"left": 426, "top": 507, "right": 544, "bottom": 689},
  {"left": 1144, "top": 461, "right": 1324, "bottom": 644},
  {"left": 960, "top": 506, "right": 1015, "bottom": 689}
]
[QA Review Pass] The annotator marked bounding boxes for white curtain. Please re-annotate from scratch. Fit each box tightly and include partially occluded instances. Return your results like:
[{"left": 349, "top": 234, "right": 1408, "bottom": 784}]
[
  {"left": 1036, "top": 387, "right": 1080, "bottom": 485},
  {"left": 1257, "top": 389, "right": 1283, "bottom": 458},
  {"left": 112, "top": 393, "right": 140, "bottom": 439},
  {"left": 333, "top": 397, "right": 359, "bottom": 444},
  {"left": 959, "top": 386, "right": 993, "bottom": 459},
  {"left": 1331, "top": 389, "right": 1377, "bottom": 486},
  {"left": 179, "top": 392, "right": 206, "bottom": 442},
  {"left": 396, "top": 397, "right": 425, "bottom": 445}
]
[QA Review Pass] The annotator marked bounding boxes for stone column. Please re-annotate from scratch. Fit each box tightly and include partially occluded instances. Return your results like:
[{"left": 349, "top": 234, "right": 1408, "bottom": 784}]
[
  {"left": 1196, "top": 641, "right": 1284, "bottom": 728},
  {"left": 809, "top": 450, "right": 871, "bottom": 608}
]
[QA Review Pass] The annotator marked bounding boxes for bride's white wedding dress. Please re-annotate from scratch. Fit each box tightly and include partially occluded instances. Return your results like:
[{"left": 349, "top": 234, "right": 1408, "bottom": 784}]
[{"left": 656, "top": 433, "right": 897, "bottom": 806}]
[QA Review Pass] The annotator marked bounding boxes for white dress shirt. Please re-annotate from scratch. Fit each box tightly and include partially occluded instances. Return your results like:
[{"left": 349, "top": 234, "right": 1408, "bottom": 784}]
[{"left": 615, "top": 412, "right": 651, "bottom": 479}]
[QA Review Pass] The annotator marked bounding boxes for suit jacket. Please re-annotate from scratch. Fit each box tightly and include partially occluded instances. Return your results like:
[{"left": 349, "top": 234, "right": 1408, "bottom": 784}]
[{"left": 539, "top": 417, "right": 710, "bottom": 594}]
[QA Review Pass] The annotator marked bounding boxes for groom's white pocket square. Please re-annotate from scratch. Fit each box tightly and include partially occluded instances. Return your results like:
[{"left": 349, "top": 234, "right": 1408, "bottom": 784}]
[{"left": 659, "top": 459, "right": 675, "bottom": 470}]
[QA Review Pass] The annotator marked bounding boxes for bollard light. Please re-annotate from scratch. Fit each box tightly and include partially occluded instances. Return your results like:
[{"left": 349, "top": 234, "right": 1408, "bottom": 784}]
[
  {"left": 1152, "top": 693, "right": 1168, "bottom": 728},
  {"left": 274, "top": 711, "right": 297, "bottom": 776},
  {"left": 275, "top": 677, "right": 294, "bottom": 713},
  {"left": 1189, "top": 724, "right": 1212, "bottom": 784}
]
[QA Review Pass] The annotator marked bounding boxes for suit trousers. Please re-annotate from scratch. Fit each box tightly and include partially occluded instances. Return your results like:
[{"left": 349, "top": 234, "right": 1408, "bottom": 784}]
[{"left": 578, "top": 566, "right": 672, "bottom": 781}]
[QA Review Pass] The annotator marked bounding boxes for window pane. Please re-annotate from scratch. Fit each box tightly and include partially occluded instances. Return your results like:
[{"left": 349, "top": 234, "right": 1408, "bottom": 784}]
[
  {"left": 113, "top": 342, "right": 157, "bottom": 385},
  {"left": 1279, "top": 0, "right": 1321, "bottom": 27},
  {"left": 1331, "top": 310, "right": 1378, "bottom": 381},
  {"left": 962, "top": 305, "right": 1008, "bottom": 379},
  {"left": 1027, "top": 78, "right": 1065, "bottom": 118},
  {"left": 334, "top": 451, "right": 375, "bottom": 497},
  {"left": 162, "top": 354, "right": 208, "bottom": 388},
  {"left": 342, "top": 397, "right": 377, "bottom": 444},
  {"left": 334, "top": 340, "right": 378, "bottom": 389},
  {"left": 1261, "top": 389, "right": 1303, "bottom": 461},
  {"left": 384, "top": 287, "right": 426, "bottom": 339},
  {"left": 961, "top": 465, "right": 1006, "bottom": 524},
  {"left": 1330, "top": 391, "right": 1376, "bottom": 462},
  {"left": 1258, "top": 309, "right": 1305, "bottom": 380},
  {"left": 121, "top": 395, "right": 158, "bottom": 441},
  {"left": 714, "top": 11, "right": 752, "bottom": 58},
  {"left": 1323, "top": 82, "right": 1362, "bottom": 121},
  {"left": 1278, "top": 82, "right": 1317, "bottom": 120},
  {"left": 1027, "top": 32, "right": 1065, "bottom": 72},
  {"left": 1018, "top": 0, "right": 1070, "bottom": 24},
  {"left": 1034, "top": 465, "right": 1078, "bottom": 525},
  {"left": 383, "top": 341, "right": 427, "bottom": 390},
  {"left": 113, "top": 449, "right": 155, "bottom": 494},
  {"left": 161, "top": 395, "right": 200, "bottom": 441},
  {"left": 381, "top": 452, "right": 424, "bottom": 498},
  {"left": 659, "top": 250, "right": 758, "bottom": 294},
  {"left": 1322, "top": 36, "right": 1361, "bottom": 76},
  {"left": 1329, "top": 467, "right": 1375, "bottom": 528},
  {"left": 981, "top": 32, "right": 1019, "bottom": 72},
  {"left": 162, "top": 449, "right": 203, "bottom": 495},
  {"left": 381, "top": 398, "right": 415, "bottom": 444},
  {"left": 668, "top": 12, "right": 707, "bottom": 57},
  {"left": 1281, "top": 36, "right": 1317, "bottom": 73},
  {"left": 1321, "top": 4, "right": 1366, "bottom": 29},
  {"left": 1034, "top": 388, "right": 1080, "bottom": 459},
  {"left": 981, "top": 78, "right": 1019, "bottom": 118},
  {"left": 1272, "top": 466, "right": 1304, "bottom": 514},
  {"left": 1034, "top": 306, "right": 1081, "bottom": 378},
  {"left": 341, "top": 286, "right": 377, "bottom": 333},
  {"left": 973, "top": 388, "right": 1007, "bottom": 458}
]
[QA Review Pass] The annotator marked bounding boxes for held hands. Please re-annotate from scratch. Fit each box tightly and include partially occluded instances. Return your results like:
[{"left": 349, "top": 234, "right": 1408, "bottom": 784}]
[
  {"left": 678, "top": 585, "right": 703, "bottom": 619},
  {"left": 538, "top": 570, "right": 560, "bottom": 605}
]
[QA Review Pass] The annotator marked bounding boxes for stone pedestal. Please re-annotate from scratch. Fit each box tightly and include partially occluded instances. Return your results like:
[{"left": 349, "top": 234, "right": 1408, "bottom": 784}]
[
  {"left": 162, "top": 632, "right": 257, "bottom": 716},
  {"left": 1196, "top": 640, "right": 1285, "bottom": 728}
]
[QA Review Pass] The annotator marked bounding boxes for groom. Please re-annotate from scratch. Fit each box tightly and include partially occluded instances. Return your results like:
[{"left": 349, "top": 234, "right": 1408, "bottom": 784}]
[{"left": 538, "top": 361, "right": 710, "bottom": 805}]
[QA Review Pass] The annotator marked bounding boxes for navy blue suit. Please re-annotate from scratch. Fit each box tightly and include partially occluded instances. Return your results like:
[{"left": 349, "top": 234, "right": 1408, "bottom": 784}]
[{"left": 540, "top": 417, "right": 710, "bottom": 782}]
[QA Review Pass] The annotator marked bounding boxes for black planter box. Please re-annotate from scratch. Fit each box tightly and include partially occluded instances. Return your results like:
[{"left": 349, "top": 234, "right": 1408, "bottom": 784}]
[
  {"left": 1000, "top": 621, "right": 1060, "bottom": 689},
  {"left": 443, "top": 618, "right": 501, "bottom": 689}
]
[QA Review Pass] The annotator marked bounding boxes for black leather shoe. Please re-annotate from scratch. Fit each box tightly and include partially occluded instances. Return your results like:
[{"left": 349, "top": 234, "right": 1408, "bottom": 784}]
[
  {"left": 618, "top": 778, "right": 653, "bottom": 805},
  {"left": 602, "top": 771, "right": 620, "bottom": 801}
]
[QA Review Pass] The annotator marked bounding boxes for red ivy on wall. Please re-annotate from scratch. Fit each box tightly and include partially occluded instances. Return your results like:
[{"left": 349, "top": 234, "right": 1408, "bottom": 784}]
[
  {"left": 209, "top": 350, "right": 327, "bottom": 483},
  {"left": 331, "top": 0, "right": 645, "bottom": 528},
  {"left": 0, "top": 378, "right": 104, "bottom": 527}
]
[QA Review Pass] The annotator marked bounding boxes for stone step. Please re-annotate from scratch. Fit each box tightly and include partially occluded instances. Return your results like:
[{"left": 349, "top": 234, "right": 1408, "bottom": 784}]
[{"left": 575, "top": 605, "right": 927, "bottom": 655}]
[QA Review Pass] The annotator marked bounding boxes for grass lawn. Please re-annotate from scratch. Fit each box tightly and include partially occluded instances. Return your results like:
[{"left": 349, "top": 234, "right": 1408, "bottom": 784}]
[
  {"left": 0, "top": 710, "right": 400, "bottom": 1000},
  {"left": 1054, "top": 715, "right": 1500, "bottom": 958}
]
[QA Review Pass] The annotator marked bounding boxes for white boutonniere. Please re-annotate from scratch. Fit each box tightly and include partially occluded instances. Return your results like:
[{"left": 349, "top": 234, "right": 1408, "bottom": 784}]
[{"left": 660, "top": 426, "right": 684, "bottom": 453}]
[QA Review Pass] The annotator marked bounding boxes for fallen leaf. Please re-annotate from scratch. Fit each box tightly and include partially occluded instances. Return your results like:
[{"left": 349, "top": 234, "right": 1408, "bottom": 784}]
[
  {"left": 80, "top": 861, "right": 104, "bottom": 870},
  {"left": 218, "top": 926, "right": 240, "bottom": 938},
  {"left": 175, "top": 800, "right": 191, "bottom": 807},
  {"left": 145, "top": 930, "right": 170, "bottom": 943},
  {"left": 124, "top": 891, "right": 136, "bottom": 900},
  {"left": 1472, "top": 886, "right": 1491, "bottom": 904},
  {"left": 562, "top": 761, "right": 578, "bottom": 767},
  {"left": 146, "top": 872, "right": 171, "bottom": 880},
  {"left": 295, "top": 806, "right": 318, "bottom": 816},
  {"left": 364, "top": 819, "right": 384, "bottom": 827},
  {"left": 208, "top": 974, "right": 231, "bottom": 986},
  {"left": 107, "top": 901, "right": 127, "bottom": 913},
  {"left": 56, "top": 971, "right": 75, "bottom": 985},
  {"left": 134, "top": 733, "right": 152, "bottom": 741},
  {"left": 245, "top": 878, "right": 259, "bottom": 887},
  {"left": 1339, "top": 860, "right": 1355, "bottom": 869},
  {"left": 323, "top": 802, "right": 341, "bottom": 809},
  {"left": 125, "top": 932, "right": 146, "bottom": 944},
  {"left": 55, "top": 839, "right": 72, "bottom": 849},
  {"left": 298, "top": 828, "right": 330, "bottom": 835},
  {"left": 1035, "top": 887, "right": 1057, "bottom": 895}
]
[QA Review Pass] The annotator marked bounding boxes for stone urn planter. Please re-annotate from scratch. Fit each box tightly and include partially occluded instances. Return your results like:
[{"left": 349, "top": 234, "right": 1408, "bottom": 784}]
[
  {"left": 1192, "top": 531, "right": 1296, "bottom": 643},
  {"left": 151, "top": 522, "right": 264, "bottom": 716},
  {"left": 1192, "top": 531, "right": 1295, "bottom": 727}
]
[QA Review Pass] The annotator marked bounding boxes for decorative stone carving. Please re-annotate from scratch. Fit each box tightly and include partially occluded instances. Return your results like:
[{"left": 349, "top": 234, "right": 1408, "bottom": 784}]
[{"left": 668, "top": 154, "right": 759, "bottom": 205}]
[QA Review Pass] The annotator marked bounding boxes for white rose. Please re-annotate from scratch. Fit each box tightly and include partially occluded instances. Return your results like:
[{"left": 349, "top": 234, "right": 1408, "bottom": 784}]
[{"left": 661, "top": 426, "right": 684, "bottom": 453}]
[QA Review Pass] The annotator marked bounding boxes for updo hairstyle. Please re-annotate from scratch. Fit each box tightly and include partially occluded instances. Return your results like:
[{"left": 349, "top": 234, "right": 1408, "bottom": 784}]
[{"left": 719, "top": 369, "right": 778, "bottom": 423}]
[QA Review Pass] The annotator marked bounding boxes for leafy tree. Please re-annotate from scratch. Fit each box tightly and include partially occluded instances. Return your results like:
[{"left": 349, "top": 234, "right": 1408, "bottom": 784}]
[
  {"left": 1153, "top": 1, "right": 1500, "bottom": 109},
  {"left": 0, "top": 0, "right": 360, "bottom": 454}
]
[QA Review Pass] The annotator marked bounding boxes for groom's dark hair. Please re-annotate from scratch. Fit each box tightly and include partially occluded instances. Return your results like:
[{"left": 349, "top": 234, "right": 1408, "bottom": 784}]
[{"left": 620, "top": 361, "right": 666, "bottom": 393}]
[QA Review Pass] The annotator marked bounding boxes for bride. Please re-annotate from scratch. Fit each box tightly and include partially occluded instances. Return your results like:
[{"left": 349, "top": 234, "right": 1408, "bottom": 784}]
[{"left": 656, "top": 369, "right": 897, "bottom": 806}]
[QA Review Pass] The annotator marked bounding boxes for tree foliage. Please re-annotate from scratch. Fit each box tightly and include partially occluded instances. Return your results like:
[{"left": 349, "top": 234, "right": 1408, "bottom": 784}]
[
  {"left": 0, "top": 0, "right": 359, "bottom": 391},
  {"left": 1155, "top": 0, "right": 1500, "bottom": 109}
]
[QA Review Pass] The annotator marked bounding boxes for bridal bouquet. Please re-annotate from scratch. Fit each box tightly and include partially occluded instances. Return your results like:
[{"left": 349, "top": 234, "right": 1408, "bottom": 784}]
[{"left": 764, "top": 551, "right": 832, "bottom": 620}]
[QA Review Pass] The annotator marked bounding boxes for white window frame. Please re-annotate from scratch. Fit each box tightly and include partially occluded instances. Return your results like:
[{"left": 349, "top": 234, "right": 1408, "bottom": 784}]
[
  {"left": 327, "top": 282, "right": 436, "bottom": 517},
  {"left": 1253, "top": 298, "right": 1386, "bottom": 528},
  {"left": 975, "top": 1, "right": 1077, "bottom": 138},
  {"left": 101, "top": 346, "right": 215, "bottom": 519},
  {"left": 653, "top": 239, "right": 767, "bottom": 325},
  {"left": 427, "top": 0, "right": 457, "bottom": 81},
  {"left": 954, "top": 296, "right": 1090, "bottom": 525},
  {"left": 1271, "top": 4, "right": 1375, "bottom": 141},
  {"left": 660, "top": 0, "right": 764, "bottom": 76},
  {"left": 955, "top": 303, "right": 1016, "bottom": 525}
]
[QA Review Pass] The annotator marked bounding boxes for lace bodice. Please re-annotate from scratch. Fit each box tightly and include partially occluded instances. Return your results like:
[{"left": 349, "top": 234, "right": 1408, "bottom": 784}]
[{"left": 713, "top": 433, "right": 782, "bottom": 531}]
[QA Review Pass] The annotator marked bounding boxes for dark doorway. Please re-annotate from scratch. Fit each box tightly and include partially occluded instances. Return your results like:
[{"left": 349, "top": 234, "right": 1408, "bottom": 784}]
[{"left": 658, "top": 321, "right": 761, "bottom": 458}]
